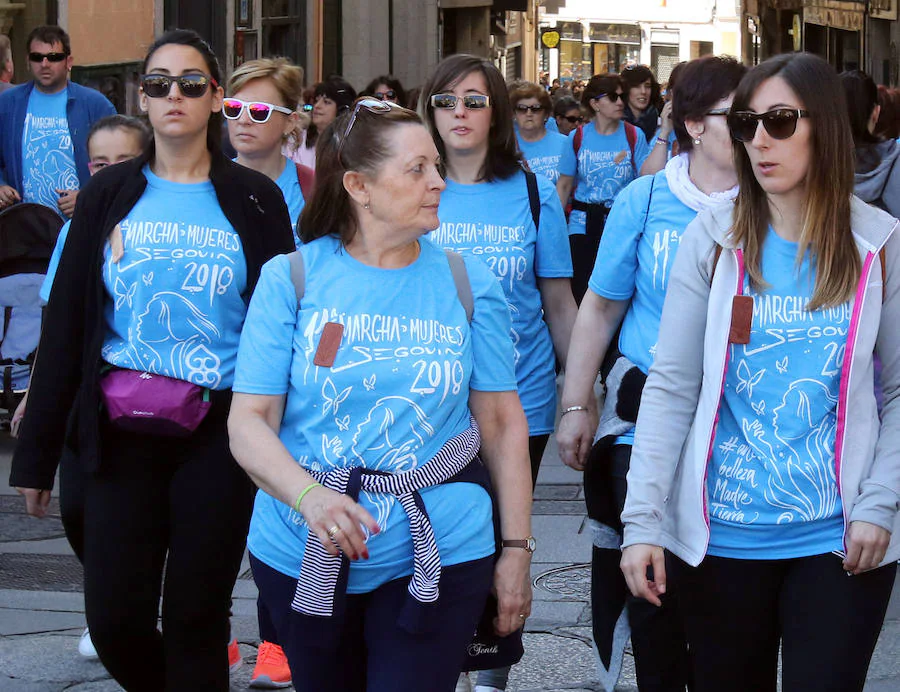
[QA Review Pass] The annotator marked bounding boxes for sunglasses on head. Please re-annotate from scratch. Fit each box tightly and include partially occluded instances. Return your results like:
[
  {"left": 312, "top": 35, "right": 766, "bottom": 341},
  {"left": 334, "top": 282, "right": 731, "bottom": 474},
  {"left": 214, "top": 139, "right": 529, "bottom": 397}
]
[
  {"left": 338, "top": 97, "right": 410, "bottom": 159},
  {"left": 141, "top": 73, "right": 218, "bottom": 99},
  {"left": 597, "top": 92, "right": 623, "bottom": 103},
  {"left": 29, "top": 51, "right": 68, "bottom": 63},
  {"left": 430, "top": 93, "right": 491, "bottom": 110},
  {"left": 515, "top": 104, "right": 544, "bottom": 114},
  {"left": 223, "top": 98, "right": 293, "bottom": 123},
  {"left": 727, "top": 108, "right": 810, "bottom": 142},
  {"left": 374, "top": 90, "right": 396, "bottom": 101}
]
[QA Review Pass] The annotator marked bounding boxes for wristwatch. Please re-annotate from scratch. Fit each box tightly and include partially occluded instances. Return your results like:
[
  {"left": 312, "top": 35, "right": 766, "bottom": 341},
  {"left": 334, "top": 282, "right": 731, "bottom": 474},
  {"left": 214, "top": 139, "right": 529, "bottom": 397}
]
[{"left": 501, "top": 536, "right": 536, "bottom": 554}]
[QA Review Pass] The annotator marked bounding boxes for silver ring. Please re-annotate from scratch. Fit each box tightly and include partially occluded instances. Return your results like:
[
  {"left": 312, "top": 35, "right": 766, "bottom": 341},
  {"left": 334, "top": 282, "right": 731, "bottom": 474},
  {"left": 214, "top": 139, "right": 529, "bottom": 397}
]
[
  {"left": 327, "top": 525, "right": 341, "bottom": 538},
  {"left": 518, "top": 613, "right": 526, "bottom": 619}
]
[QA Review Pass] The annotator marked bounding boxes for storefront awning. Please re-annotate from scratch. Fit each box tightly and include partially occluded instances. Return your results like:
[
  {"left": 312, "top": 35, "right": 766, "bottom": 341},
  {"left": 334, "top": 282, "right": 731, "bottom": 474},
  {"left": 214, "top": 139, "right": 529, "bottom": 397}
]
[{"left": 803, "top": 0, "right": 864, "bottom": 31}]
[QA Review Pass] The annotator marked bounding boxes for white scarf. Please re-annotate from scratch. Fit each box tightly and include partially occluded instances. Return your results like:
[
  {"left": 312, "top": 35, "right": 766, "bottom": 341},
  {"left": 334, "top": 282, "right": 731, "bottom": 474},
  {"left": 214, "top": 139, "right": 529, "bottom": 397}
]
[{"left": 664, "top": 152, "right": 737, "bottom": 212}]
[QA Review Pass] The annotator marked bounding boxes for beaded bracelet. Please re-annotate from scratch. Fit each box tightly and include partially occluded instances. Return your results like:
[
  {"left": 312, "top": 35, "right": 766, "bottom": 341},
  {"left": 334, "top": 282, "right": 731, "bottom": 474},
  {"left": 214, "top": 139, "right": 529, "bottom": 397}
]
[{"left": 293, "top": 482, "right": 322, "bottom": 513}]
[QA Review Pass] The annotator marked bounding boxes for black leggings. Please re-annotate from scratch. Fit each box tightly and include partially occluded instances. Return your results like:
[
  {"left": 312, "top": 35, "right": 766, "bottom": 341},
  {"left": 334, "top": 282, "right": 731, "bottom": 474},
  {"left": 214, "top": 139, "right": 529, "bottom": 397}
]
[
  {"left": 584, "top": 444, "right": 692, "bottom": 692},
  {"left": 82, "top": 398, "right": 255, "bottom": 691},
  {"left": 669, "top": 552, "right": 896, "bottom": 692},
  {"left": 528, "top": 433, "right": 550, "bottom": 488},
  {"left": 58, "top": 447, "right": 85, "bottom": 563}
]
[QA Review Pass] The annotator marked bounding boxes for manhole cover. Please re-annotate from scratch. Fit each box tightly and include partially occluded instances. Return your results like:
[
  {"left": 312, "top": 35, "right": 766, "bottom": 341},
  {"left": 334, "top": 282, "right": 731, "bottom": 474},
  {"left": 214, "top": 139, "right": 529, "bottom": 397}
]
[
  {"left": 533, "top": 563, "right": 591, "bottom": 599},
  {"left": 0, "top": 553, "right": 84, "bottom": 591}
]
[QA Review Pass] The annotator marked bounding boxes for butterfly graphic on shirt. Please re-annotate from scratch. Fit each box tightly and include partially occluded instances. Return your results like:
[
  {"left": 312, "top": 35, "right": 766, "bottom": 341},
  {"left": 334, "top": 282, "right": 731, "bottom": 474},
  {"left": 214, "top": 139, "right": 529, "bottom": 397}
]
[
  {"left": 735, "top": 360, "right": 766, "bottom": 397},
  {"left": 322, "top": 377, "right": 351, "bottom": 416}
]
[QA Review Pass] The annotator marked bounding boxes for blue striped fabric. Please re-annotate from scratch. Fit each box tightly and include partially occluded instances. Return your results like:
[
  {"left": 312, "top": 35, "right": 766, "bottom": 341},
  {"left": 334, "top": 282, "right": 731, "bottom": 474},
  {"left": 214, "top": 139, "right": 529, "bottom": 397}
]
[{"left": 291, "top": 419, "right": 482, "bottom": 617}]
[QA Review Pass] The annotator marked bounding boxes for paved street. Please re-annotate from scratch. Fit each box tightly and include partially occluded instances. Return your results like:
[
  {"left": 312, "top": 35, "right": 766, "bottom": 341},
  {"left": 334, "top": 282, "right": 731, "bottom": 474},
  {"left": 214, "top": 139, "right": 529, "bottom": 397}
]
[{"left": 1, "top": 431, "right": 899, "bottom": 691}]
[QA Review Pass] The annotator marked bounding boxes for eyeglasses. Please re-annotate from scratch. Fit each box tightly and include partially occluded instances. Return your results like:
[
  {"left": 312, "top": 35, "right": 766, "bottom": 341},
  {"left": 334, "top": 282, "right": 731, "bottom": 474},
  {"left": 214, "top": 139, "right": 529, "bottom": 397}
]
[
  {"left": 140, "top": 73, "right": 219, "bottom": 99},
  {"left": 374, "top": 90, "right": 396, "bottom": 101},
  {"left": 597, "top": 92, "right": 623, "bottom": 103},
  {"left": 705, "top": 108, "right": 731, "bottom": 117},
  {"left": 560, "top": 114, "right": 584, "bottom": 124},
  {"left": 515, "top": 104, "right": 544, "bottom": 114},
  {"left": 337, "top": 97, "right": 407, "bottom": 159},
  {"left": 302, "top": 103, "right": 313, "bottom": 112},
  {"left": 29, "top": 51, "right": 68, "bottom": 63},
  {"left": 430, "top": 93, "right": 491, "bottom": 110},
  {"left": 223, "top": 98, "right": 294, "bottom": 123},
  {"left": 727, "top": 108, "right": 810, "bottom": 142}
]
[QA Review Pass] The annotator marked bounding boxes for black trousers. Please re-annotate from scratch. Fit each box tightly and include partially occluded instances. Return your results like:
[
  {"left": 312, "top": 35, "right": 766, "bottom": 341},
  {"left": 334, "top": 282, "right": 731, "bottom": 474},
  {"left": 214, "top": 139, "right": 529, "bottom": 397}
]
[
  {"left": 58, "top": 447, "right": 85, "bottom": 563},
  {"left": 669, "top": 552, "right": 896, "bottom": 692},
  {"left": 82, "top": 396, "right": 255, "bottom": 691},
  {"left": 584, "top": 443, "right": 692, "bottom": 692},
  {"left": 529, "top": 433, "right": 550, "bottom": 489},
  {"left": 569, "top": 205, "right": 609, "bottom": 305}
]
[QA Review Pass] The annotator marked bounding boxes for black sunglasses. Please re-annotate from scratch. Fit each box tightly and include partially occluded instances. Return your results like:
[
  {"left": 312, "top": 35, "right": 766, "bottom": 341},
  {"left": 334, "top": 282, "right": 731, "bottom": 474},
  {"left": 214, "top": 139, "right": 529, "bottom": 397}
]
[
  {"left": 596, "top": 91, "right": 623, "bottom": 103},
  {"left": 29, "top": 51, "right": 68, "bottom": 63},
  {"left": 374, "top": 90, "right": 396, "bottom": 101},
  {"left": 515, "top": 104, "right": 544, "bottom": 114},
  {"left": 140, "top": 73, "right": 219, "bottom": 99},
  {"left": 728, "top": 108, "right": 810, "bottom": 142},
  {"left": 561, "top": 114, "right": 584, "bottom": 124}
]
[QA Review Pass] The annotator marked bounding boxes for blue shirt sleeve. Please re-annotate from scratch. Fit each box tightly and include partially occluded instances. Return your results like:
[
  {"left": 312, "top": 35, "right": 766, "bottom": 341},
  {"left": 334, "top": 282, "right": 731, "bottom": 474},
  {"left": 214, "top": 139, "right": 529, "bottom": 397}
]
[
  {"left": 533, "top": 175, "right": 573, "bottom": 279},
  {"left": 462, "top": 254, "right": 518, "bottom": 392},
  {"left": 233, "top": 254, "right": 296, "bottom": 395},
  {"left": 560, "top": 129, "right": 577, "bottom": 177},
  {"left": 40, "top": 220, "right": 71, "bottom": 303},
  {"left": 588, "top": 175, "right": 654, "bottom": 300}
]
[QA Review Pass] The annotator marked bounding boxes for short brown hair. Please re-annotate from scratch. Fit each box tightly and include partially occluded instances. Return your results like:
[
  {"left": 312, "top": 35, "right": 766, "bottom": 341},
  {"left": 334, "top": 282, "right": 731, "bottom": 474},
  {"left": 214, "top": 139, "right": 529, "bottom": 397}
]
[{"left": 508, "top": 81, "right": 551, "bottom": 113}]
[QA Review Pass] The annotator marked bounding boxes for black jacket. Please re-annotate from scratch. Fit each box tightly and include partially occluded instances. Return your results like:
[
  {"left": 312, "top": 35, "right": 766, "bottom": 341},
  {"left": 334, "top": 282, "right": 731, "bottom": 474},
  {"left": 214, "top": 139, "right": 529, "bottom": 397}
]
[{"left": 10, "top": 148, "right": 295, "bottom": 490}]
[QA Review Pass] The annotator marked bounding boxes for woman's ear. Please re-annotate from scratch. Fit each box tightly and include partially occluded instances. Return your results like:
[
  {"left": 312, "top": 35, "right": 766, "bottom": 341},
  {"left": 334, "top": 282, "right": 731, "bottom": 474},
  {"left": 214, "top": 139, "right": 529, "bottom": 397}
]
[
  {"left": 684, "top": 118, "right": 705, "bottom": 141},
  {"left": 343, "top": 170, "right": 369, "bottom": 209},
  {"left": 869, "top": 104, "right": 882, "bottom": 135}
]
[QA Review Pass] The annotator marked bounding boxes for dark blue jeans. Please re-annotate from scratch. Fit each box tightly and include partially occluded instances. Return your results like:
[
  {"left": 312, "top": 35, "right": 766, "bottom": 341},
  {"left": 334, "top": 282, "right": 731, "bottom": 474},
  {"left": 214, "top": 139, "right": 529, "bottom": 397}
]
[{"left": 251, "top": 553, "right": 494, "bottom": 692}]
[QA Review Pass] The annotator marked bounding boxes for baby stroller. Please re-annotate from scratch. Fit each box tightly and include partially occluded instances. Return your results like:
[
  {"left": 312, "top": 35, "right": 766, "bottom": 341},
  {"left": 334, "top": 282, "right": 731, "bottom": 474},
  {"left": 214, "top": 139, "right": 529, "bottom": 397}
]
[{"left": 0, "top": 203, "right": 64, "bottom": 426}]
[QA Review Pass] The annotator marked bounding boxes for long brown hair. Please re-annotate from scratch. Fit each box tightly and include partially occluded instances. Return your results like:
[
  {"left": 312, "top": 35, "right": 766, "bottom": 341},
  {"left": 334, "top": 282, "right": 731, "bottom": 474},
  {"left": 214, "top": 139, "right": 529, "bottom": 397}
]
[{"left": 730, "top": 52, "right": 858, "bottom": 310}]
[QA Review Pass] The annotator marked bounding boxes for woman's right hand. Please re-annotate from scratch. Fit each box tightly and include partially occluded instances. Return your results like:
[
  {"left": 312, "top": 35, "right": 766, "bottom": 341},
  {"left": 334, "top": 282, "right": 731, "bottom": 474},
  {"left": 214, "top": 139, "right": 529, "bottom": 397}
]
[
  {"left": 298, "top": 485, "right": 380, "bottom": 561},
  {"left": 557, "top": 408, "right": 597, "bottom": 471},
  {"left": 621, "top": 543, "right": 666, "bottom": 606}
]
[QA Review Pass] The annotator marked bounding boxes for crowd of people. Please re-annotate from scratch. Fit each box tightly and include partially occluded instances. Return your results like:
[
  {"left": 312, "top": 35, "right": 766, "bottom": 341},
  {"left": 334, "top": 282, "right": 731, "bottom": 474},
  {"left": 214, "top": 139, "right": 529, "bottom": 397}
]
[{"left": 3, "top": 21, "right": 900, "bottom": 692}]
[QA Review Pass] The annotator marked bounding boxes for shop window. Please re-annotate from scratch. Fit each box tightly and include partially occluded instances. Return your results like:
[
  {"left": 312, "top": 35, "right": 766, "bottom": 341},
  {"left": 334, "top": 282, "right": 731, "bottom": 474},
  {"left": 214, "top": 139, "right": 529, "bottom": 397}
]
[{"left": 262, "top": 0, "right": 307, "bottom": 68}]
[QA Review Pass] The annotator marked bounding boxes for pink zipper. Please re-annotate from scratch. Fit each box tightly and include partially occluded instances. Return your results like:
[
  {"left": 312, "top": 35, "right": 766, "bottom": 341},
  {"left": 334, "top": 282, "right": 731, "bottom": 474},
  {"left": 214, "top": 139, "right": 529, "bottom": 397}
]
[{"left": 835, "top": 250, "right": 876, "bottom": 549}]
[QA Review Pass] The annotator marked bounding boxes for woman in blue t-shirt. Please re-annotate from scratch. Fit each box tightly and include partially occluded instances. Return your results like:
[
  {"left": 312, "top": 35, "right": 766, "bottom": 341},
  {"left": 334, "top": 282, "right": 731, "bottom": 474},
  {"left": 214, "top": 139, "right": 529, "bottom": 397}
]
[
  {"left": 557, "top": 55, "right": 746, "bottom": 692},
  {"left": 10, "top": 30, "right": 295, "bottom": 691},
  {"left": 228, "top": 98, "right": 534, "bottom": 691},
  {"left": 227, "top": 57, "right": 311, "bottom": 248},
  {"left": 621, "top": 52, "right": 900, "bottom": 692},
  {"left": 510, "top": 81, "right": 569, "bottom": 184},
  {"left": 556, "top": 73, "right": 652, "bottom": 303},
  {"left": 420, "top": 54, "right": 578, "bottom": 495}
]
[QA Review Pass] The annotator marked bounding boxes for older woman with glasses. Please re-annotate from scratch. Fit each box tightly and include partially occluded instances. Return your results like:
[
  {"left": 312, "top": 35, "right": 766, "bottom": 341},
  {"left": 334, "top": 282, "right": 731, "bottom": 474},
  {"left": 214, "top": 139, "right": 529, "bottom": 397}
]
[
  {"left": 510, "top": 81, "right": 569, "bottom": 185},
  {"left": 228, "top": 97, "right": 533, "bottom": 691}
]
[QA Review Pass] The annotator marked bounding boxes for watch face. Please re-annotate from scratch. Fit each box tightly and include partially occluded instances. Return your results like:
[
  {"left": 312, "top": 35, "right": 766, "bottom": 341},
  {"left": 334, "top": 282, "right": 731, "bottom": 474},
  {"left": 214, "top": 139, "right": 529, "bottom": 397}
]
[{"left": 526, "top": 536, "right": 536, "bottom": 552}]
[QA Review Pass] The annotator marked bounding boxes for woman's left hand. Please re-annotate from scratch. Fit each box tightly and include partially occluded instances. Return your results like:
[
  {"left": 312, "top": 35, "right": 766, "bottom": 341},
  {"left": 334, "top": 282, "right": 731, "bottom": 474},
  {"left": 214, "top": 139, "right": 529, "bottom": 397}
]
[
  {"left": 492, "top": 548, "right": 533, "bottom": 637},
  {"left": 843, "top": 520, "right": 891, "bottom": 574}
]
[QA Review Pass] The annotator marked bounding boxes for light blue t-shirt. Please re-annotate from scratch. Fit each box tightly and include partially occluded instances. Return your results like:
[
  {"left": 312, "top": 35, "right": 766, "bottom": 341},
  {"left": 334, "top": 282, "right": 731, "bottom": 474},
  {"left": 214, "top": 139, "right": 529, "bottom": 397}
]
[
  {"left": 559, "top": 121, "right": 651, "bottom": 236},
  {"left": 39, "top": 219, "right": 70, "bottom": 303},
  {"left": 546, "top": 117, "right": 559, "bottom": 134},
  {"left": 234, "top": 236, "right": 516, "bottom": 591},
  {"left": 430, "top": 170, "right": 573, "bottom": 435},
  {"left": 517, "top": 130, "right": 569, "bottom": 184},
  {"left": 707, "top": 228, "right": 848, "bottom": 559},
  {"left": 101, "top": 165, "right": 248, "bottom": 390},
  {"left": 22, "top": 88, "right": 78, "bottom": 215},
  {"left": 588, "top": 172, "right": 697, "bottom": 445}
]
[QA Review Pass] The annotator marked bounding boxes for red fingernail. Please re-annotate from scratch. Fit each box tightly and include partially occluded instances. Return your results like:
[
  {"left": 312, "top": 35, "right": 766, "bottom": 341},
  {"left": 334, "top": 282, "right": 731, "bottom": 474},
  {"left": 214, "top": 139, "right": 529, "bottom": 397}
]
[
  {"left": 362, "top": 550, "right": 370, "bottom": 560},
  {"left": 351, "top": 553, "right": 359, "bottom": 561}
]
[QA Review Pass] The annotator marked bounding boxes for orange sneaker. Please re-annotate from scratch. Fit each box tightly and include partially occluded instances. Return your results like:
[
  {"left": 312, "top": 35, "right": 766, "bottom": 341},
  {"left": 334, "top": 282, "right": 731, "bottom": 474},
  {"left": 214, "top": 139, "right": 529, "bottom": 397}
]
[
  {"left": 227, "top": 638, "right": 242, "bottom": 674},
  {"left": 250, "top": 641, "right": 292, "bottom": 689}
]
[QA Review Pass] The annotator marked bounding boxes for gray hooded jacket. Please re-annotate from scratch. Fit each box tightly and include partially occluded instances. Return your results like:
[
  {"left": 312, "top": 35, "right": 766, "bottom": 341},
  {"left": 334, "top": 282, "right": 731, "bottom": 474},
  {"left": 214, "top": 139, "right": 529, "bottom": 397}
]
[{"left": 855, "top": 139, "right": 900, "bottom": 218}]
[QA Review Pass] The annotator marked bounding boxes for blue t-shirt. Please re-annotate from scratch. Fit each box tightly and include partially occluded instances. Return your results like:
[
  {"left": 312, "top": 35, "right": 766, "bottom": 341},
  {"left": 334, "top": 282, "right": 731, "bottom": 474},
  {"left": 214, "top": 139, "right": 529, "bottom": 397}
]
[
  {"left": 517, "top": 130, "right": 569, "bottom": 184},
  {"left": 272, "top": 158, "right": 306, "bottom": 249},
  {"left": 546, "top": 117, "right": 559, "bottom": 134},
  {"left": 234, "top": 236, "right": 516, "bottom": 591},
  {"left": 707, "top": 228, "right": 848, "bottom": 559},
  {"left": 559, "top": 121, "right": 651, "bottom": 235},
  {"left": 588, "top": 172, "right": 698, "bottom": 445},
  {"left": 430, "top": 170, "right": 572, "bottom": 435},
  {"left": 39, "top": 219, "right": 70, "bottom": 303},
  {"left": 101, "top": 165, "right": 248, "bottom": 390},
  {"left": 22, "top": 88, "right": 77, "bottom": 215}
]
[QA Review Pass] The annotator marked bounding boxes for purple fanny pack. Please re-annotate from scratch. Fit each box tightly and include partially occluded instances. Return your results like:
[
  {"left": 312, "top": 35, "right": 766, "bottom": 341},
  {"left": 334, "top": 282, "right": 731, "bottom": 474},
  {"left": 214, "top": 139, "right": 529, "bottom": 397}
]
[{"left": 99, "top": 368, "right": 211, "bottom": 437}]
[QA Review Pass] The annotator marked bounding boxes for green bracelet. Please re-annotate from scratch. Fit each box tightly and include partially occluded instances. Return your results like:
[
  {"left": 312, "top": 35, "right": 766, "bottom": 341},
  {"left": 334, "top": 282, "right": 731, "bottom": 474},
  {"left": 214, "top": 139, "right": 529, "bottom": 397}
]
[{"left": 293, "top": 482, "right": 322, "bottom": 513}]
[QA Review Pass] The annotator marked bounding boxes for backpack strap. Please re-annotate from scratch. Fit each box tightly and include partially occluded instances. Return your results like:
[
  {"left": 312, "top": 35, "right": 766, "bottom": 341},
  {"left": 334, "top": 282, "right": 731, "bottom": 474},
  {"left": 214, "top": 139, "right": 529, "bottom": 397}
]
[
  {"left": 881, "top": 245, "right": 887, "bottom": 303},
  {"left": 524, "top": 169, "right": 541, "bottom": 232},
  {"left": 624, "top": 122, "right": 638, "bottom": 176},
  {"left": 444, "top": 249, "right": 474, "bottom": 323},
  {"left": 295, "top": 164, "right": 316, "bottom": 199},
  {"left": 288, "top": 250, "right": 305, "bottom": 309},
  {"left": 573, "top": 125, "right": 583, "bottom": 157}
]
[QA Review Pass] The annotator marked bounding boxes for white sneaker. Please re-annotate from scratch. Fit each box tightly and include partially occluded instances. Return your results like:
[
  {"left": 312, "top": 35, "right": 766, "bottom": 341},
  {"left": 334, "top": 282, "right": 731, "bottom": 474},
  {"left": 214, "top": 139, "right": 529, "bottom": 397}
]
[
  {"left": 473, "top": 687, "right": 504, "bottom": 692},
  {"left": 78, "top": 627, "right": 99, "bottom": 660},
  {"left": 455, "top": 673, "right": 473, "bottom": 692}
]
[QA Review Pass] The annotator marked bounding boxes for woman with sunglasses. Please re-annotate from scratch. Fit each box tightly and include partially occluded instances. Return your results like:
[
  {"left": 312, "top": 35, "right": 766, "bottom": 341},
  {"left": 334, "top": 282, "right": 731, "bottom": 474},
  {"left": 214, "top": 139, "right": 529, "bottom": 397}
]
[
  {"left": 227, "top": 57, "right": 311, "bottom": 249},
  {"left": 227, "top": 97, "right": 533, "bottom": 691},
  {"left": 552, "top": 96, "right": 584, "bottom": 137},
  {"left": 621, "top": 52, "right": 900, "bottom": 692},
  {"left": 510, "top": 81, "right": 568, "bottom": 184},
  {"left": 10, "top": 29, "right": 295, "bottom": 691},
  {"left": 556, "top": 73, "right": 652, "bottom": 304},
  {"left": 362, "top": 74, "right": 407, "bottom": 106},
  {"left": 557, "top": 55, "right": 745, "bottom": 692},
  {"left": 420, "top": 54, "right": 576, "bottom": 692},
  {"left": 288, "top": 77, "right": 357, "bottom": 170}
]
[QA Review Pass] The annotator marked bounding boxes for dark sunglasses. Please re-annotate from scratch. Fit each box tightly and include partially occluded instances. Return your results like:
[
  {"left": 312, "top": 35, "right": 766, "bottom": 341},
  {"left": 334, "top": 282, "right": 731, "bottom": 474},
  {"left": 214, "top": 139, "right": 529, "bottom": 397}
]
[
  {"left": 597, "top": 91, "right": 623, "bottom": 103},
  {"left": 223, "top": 98, "right": 293, "bottom": 123},
  {"left": 140, "top": 73, "right": 218, "bottom": 99},
  {"left": 515, "top": 104, "right": 544, "bottom": 114},
  {"left": 302, "top": 103, "right": 313, "bottom": 112},
  {"left": 430, "top": 93, "right": 491, "bottom": 110},
  {"left": 338, "top": 97, "right": 409, "bottom": 159},
  {"left": 728, "top": 108, "right": 810, "bottom": 142},
  {"left": 561, "top": 114, "right": 584, "bottom": 124},
  {"left": 29, "top": 51, "right": 68, "bottom": 63},
  {"left": 374, "top": 90, "right": 396, "bottom": 101}
]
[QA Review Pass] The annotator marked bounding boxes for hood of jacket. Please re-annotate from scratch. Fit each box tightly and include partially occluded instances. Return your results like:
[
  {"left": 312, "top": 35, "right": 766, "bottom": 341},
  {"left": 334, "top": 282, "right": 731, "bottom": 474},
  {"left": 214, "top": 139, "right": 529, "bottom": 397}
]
[{"left": 854, "top": 139, "right": 900, "bottom": 204}]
